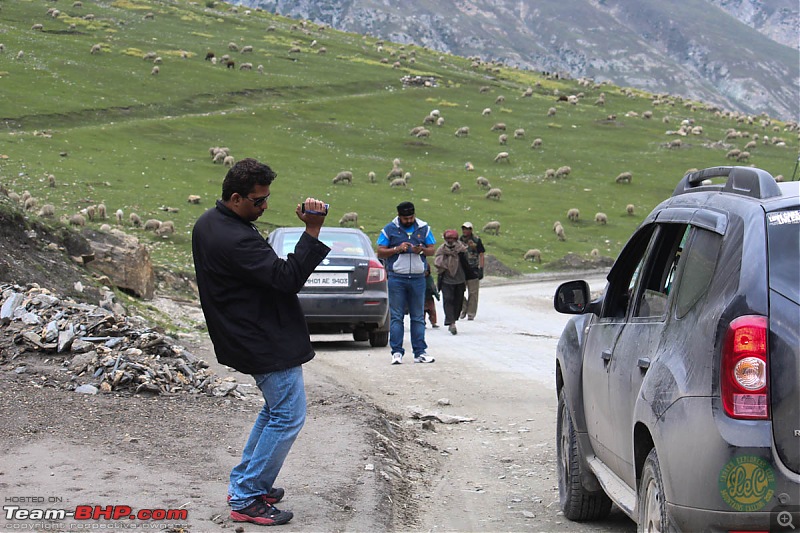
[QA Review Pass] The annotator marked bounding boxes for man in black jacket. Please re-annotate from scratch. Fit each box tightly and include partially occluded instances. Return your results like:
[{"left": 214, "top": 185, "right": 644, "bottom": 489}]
[{"left": 192, "top": 158, "right": 330, "bottom": 526}]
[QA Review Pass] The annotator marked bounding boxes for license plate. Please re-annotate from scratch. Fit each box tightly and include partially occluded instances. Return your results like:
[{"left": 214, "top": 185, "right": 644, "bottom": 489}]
[{"left": 305, "top": 272, "right": 350, "bottom": 287}]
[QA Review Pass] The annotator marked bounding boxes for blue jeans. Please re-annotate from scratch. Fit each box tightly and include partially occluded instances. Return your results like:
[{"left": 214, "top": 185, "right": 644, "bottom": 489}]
[
  {"left": 228, "top": 366, "right": 306, "bottom": 510},
  {"left": 388, "top": 274, "right": 427, "bottom": 356}
]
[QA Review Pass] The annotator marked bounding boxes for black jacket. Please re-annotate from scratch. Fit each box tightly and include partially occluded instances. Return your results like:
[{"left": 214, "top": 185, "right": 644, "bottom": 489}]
[{"left": 192, "top": 201, "right": 330, "bottom": 375}]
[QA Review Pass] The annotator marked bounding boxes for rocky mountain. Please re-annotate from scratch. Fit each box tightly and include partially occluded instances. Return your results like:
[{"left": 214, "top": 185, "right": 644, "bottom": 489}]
[{"left": 233, "top": 0, "right": 799, "bottom": 121}]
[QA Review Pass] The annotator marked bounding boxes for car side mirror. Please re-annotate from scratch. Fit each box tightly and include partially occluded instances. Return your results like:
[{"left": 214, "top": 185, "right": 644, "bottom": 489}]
[{"left": 554, "top": 280, "right": 591, "bottom": 314}]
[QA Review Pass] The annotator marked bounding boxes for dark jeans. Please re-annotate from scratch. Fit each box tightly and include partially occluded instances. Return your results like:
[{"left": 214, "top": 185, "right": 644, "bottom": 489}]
[{"left": 441, "top": 282, "right": 465, "bottom": 326}]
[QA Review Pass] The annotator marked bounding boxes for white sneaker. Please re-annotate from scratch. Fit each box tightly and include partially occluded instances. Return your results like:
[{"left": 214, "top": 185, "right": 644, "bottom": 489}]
[
  {"left": 391, "top": 352, "right": 403, "bottom": 365},
  {"left": 414, "top": 353, "right": 435, "bottom": 363}
]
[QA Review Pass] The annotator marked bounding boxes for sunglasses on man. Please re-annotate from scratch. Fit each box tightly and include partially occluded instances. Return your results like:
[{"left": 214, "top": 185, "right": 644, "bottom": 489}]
[{"left": 242, "top": 193, "right": 270, "bottom": 207}]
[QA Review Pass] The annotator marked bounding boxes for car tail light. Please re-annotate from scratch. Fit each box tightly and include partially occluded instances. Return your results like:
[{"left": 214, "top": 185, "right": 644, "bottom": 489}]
[
  {"left": 366, "top": 259, "right": 386, "bottom": 284},
  {"left": 721, "top": 315, "right": 768, "bottom": 420}
]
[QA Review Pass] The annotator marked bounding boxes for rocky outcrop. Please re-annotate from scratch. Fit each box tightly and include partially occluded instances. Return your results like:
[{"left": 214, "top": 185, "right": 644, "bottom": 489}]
[{"left": 82, "top": 229, "right": 155, "bottom": 300}]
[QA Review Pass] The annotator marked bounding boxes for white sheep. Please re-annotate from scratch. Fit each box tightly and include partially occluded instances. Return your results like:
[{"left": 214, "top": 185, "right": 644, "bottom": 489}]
[
  {"left": 595, "top": 212, "right": 608, "bottom": 225},
  {"left": 464, "top": 162, "right": 474, "bottom": 171},
  {"left": 547, "top": 107, "right": 557, "bottom": 117},
  {"left": 615, "top": 171, "right": 632, "bottom": 184},
  {"left": 476, "top": 176, "right": 490, "bottom": 188},
  {"left": 495, "top": 95, "right": 505, "bottom": 104},
  {"left": 523, "top": 249, "right": 541, "bottom": 262},
  {"left": 482, "top": 220, "right": 500, "bottom": 235},
  {"left": 590, "top": 249, "right": 600, "bottom": 257},
  {"left": 48, "top": 174, "right": 56, "bottom": 187},
  {"left": 228, "top": 42, "right": 239, "bottom": 51},
  {"left": 339, "top": 212, "right": 358, "bottom": 226},
  {"left": 556, "top": 225, "right": 566, "bottom": 241},
  {"left": 436, "top": 117, "right": 445, "bottom": 127},
  {"left": 90, "top": 43, "right": 102, "bottom": 54},
  {"left": 332, "top": 171, "right": 353, "bottom": 184},
  {"left": 84, "top": 205, "right": 96, "bottom": 221},
  {"left": 389, "top": 177, "right": 407, "bottom": 187},
  {"left": 187, "top": 195, "right": 202, "bottom": 204},
  {"left": 97, "top": 203, "right": 107, "bottom": 220},
  {"left": 99, "top": 223, "right": 112, "bottom": 232},
  {"left": 626, "top": 204, "right": 635, "bottom": 216},
  {"left": 531, "top": 138, "right": 543, "bottom": 149},
  {"left": 485, "top": 188, "right": 502, "bottom": 200},
  {"left": 386, "top": 167, "right": 403, "bottom": 180},
  {"left": 151, "top": 66, "right": 160, "bottom": 75},
  {"left": 553, "top": 221, "right": 563, "bottom": 233},
  {"left": 450, "top": 181, "right": 461, "bottom": 193},
  {"left": 567, "top": 208, "right": 580, "bottom": 222},
  {"left": 38, "top": 204, "right": 55, "bottom": 218},
  {"left": 482, "top": 108, "right": 491, "bottom": 116},
  {"left": 368, "top": 171, "right": 376, "bottom": 183},
  {"left": 223, "top": 155, "right": 235, "bottom": 167},
  {"left": 498, "top": 134, "right": 508, "bottom": 145},
  {"left": 116, "top": 209, "right": 124, "bottom": 224},
  {"left": 416, "top": 128, "right": 431, "bottom": 138},
  {"left": 155, "top": 220, "right": 174, "bottom": 237},
  {"left": 556, "top": 166, "right": 572, "bottom": 179},
  {"left": 490, "top": 123, "right": 506, "bottom": 131},
  {"left": 545, "top": 168, "right": 556, "bottom": 179},
  {"left": 239, "top": 63, "right": 253, "bottom": 71},
  {"left": 144, "top": 219, "right": 162, "bottom": 232},
  {"left": 403, "top": 172, "right": 411, "bottom": 182},
  {"left": 513, "top": 128, "right": 525, "bottom": 139},
  {"left": 241, "top": 45, "right": 254, "bottom": 53},
  {"left": 129, "top": 213, "right": 142, "bottom": 227},
  {"left": 69, "top": 214, "right": 86, "bottom": 227},
  {"left": 454, "top": 126, "right": 470, "bottom": 137},
  {"left": 493, "top": 152, "right": 510, "bottom": 163},
  {"left": 143, "top": 12, "right": 154, "bottom": 20},
  {"left": 522, "top": 87, "right": 534, "bottom": 97},
  {"left": 31, "top": 24, "right": 44, "bottom": 31},
  {"left": 24, "top": 197, "right": 37, "bottom": 211}
]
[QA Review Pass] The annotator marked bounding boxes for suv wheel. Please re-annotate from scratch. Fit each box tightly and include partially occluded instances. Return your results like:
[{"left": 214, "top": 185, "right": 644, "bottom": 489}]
[
  {"left": 369, "top": 330, "right": 389, "bottom": 347},
  {"left": 638, "top": 448, "right": 673, "bottom": 533},
  {"left": 557, "top": 389, "right": 612, "bottom": 520},
  {"left": 353, "top": 328, "right": 369, "bottom": 342}
]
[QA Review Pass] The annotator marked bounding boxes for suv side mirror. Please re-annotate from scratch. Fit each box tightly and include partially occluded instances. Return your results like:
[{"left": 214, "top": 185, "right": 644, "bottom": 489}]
[{"left": 554, "top": 280, "right": 591, "bottom": 314}]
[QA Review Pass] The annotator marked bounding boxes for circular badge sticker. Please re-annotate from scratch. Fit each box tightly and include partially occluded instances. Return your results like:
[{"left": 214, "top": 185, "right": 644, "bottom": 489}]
[{"left": 718, "top": 455, "right": 775, "bottom": 512}]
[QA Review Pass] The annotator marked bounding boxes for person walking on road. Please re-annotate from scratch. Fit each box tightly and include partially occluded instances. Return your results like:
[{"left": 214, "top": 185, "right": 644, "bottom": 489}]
[
  {"left": 434, "top": 229, "right": 471, "bottom": 335},
  {"left": 459, "top": 222, "right": 485, "bottom": 320},
  {"left": 192, "top": 158, "right": 331, "bottom": 527},
  {"left": 376, "top": 201, "right": 436, "bottom": 364}
]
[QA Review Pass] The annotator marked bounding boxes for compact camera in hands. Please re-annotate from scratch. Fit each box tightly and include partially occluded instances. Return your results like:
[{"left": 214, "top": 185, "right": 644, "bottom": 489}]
[{"left": 301, "top": 203, "right": 329, "bottom": 216}]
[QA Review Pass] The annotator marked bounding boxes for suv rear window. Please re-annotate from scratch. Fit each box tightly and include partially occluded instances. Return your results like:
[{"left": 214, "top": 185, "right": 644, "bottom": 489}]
[{"left": 767, "top": 209, "right": 800, "bottom": 304}]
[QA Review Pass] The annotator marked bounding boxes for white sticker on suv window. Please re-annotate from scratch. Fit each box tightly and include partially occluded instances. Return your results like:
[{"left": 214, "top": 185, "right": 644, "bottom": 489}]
[{"left": 767, "top": 210, "right": 800, "bottom": 225}]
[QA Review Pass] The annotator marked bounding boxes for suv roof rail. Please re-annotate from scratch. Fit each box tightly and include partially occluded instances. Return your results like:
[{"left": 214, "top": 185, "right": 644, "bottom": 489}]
[{"left": 673, "top": 166, "right": 782, "bottom": 199}]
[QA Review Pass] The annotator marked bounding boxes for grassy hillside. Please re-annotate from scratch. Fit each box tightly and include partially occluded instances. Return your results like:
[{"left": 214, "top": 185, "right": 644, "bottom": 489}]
[{"left": 1, "top": 0, "right": 797, "bottom": 278}]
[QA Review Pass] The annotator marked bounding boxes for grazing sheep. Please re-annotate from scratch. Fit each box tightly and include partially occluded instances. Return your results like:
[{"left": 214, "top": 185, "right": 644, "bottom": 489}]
[
  {"left": 73, "top": 1, "right": 83, "bottom": 6},
  {"left": 129, "top": 213, "right": 142, "bottom": 227},
  {"left": 736, "top": 151, "right": 750, "bottom": 162},
  {"left": 257, "top": 64, "right": 264, "bottom": 74},
  {"left": 409, "top": 126, "right": 425, "bottom": 136},
  {"left": 99, "top": 223, "right": 112, "bottom": 232},
  {"left": 223, "top": 155, "right": 235, "bottom": 167},
  {"left": 547, "top": 107, "right": 557, "bottom": 117},
  {"left": 212, "top": 151, "right": 226, "bottom": 164},
  {"left": 47, "top": 174, "right": 56, "bottom": 187},
  {"left": 155, "top": 221, "right": 174, "bottom": 237},
  {"left": 479, "top": 86, "right": 490, "bottom": 93},
  {"left": 513, "top": 128, "right": 525, "bottom": 139},
  {"left": 482, "top": 220, "right": 501, "bottom": 235},
  {"left": 556, "top": 225, "right": 566, "bottom": 241},
  {"left": 482, "top": 108, "right": 491, "bottom": 116},
  {"left": 476, "top": 176, "right": 491, "bottom": 188},
  {"left": 16, "top": 50, "right": 24, "bottom": 61},
  {"left": 90, "top": 43, "right": 103, "bottom": 55},
  {"left": 69, "top": 214, "right": 86, "bottom": 227},
  {"left": 339, "top": 212, "right": 358, "bottom": 226},
  {"left": 84, "top": 205, "right": 96, "bottom": 221},
  {"left": 553, "top": 221, "right": 563, "bottom": 233},
  {"left": 495, "top": 95, "right": 505, "bottom": 104},
  {"left": 144, "top": 219, "right": 162, "bottom": 232},
  {"left": 241, "top": 45, "right": 254, "bottom": 53},
  {"left": 239, "top": 62, "right": 253, "bottom": 71},
  {"left": 485, "top": 188, "right": 502, "bottom": 200},
  {"left": 545, "top": 168, "right": 556, "bottom": 179},
  {"left": 187, "top": 195, "right": 201, "bottom": 204},
  {"left": 332, "top": 171, "right": 353, "bottom": 184},
  {"left": 450, "top": 181, "right": 461, "bottom": 193},
  {"left": 416, "top": 128, "right": 431, "bottom": 138},
  {"left": 595, "top": 212, "right": 608, "bottom": 224},
  {"left": 522, "top": 87, "right": 534, "bottom": 97},
  {"left": 464, "top": 162, "right": 474, "bottom": 171},
  {"left": 389, "top": 177, "right": 407, "bottom": 187},
  {"left": 151, "top": 66, "right": 159, "bottom": 75},
  {"left": 436, "top": 117, "right": 445, "bottom": 127},
  {"left": 668, "top": 139, "right": 682, "bottom": 149},
  {"left": 423, "top": 114, "right": 436, "bottom": 125},
  {"left": 455, "top": 126, "right": 470, "bottom": 137},
  {"left": 38, "top": 204, "right": 55, "bottom": 218},
  {"left": 626, "top": 204, "right": 635, "bottom": 216},
  {"left": 96, "top": 203, "right": 107, "bottom": 220},
  {"left": 531, "top": 138, "right": 543, "bottom": 149},
  {"left": 8, "top": 192, "right": 20, "bottom": 203},
  {"left": 555, "top": 166, "right": 571, "bottom": 179},
  {"left": 524, "top": 249, "right": 541, "bottom": 262},
  {"left": 228, "top": 42, "right": 239, "bottom": 51},
  {"left": 590, "top": 249, "right": 600, "bottom": 257},
  {"left": 368, "top": 171, "right": 376, "bottom": 183},
  {"left": 494, "top": 152, "right": 510, "bottom": 163},
  {"left": 24, "top": 197, "right": 38, "bottom": 211},
  {"left": 498, "top": 134, "right": 508, "bottom": 145},
  {"left": 491, "top": 123, "right": 506, "bottom": 131},
  {"left": 153, "top": 57, "right": 163, "bottom": 65},
  {"left": 386, "top": 167, "right": 404, "bottom": 180},
  {"left": 31, "top": 24, "right": 44, "bottom": 31},
  {"left": 403, "top": 172, "right": 412, "bottom": 182},
  {"left": 144, "top": 12, "right": 154, "bottom": 20},
  {"left": 567, "top": 208, "right": 580, "bottom": 222},
  {"left": 726, "top": 149, "right": 741, "bottom": 159},
  {"left": 615, "top": 171, "right": 632, "bottom": 184},
  {"left": 115, "top": 209, "right": 124, "bottom": 224}
]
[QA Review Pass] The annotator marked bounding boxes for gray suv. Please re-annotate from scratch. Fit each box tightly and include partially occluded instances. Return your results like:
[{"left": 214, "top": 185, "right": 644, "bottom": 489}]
[{"left": 553, "top": 166, "right": 799, "bottom": 531}]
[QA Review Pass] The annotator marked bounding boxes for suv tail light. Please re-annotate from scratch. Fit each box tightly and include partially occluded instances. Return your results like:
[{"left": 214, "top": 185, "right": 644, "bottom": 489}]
[
  {"left": 721, "top": 315, "right": 768, "bottom": 420},
  {"left": 366, "top": 259, "right": 386, "bottom": 284}
]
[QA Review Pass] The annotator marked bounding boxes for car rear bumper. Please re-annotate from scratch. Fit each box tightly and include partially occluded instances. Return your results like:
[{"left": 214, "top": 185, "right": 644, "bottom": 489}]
[
  {"left": 667, "top": 503, "right": 785, "bottom": 532},
  {"left": 299, "top": 292, "right": 388, "bottom": 329}
]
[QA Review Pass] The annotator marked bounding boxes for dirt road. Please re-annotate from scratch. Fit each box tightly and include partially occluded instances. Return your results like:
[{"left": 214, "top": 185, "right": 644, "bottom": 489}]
[{"left": 0, "top": 273, "right": 636, "bottom": 532}]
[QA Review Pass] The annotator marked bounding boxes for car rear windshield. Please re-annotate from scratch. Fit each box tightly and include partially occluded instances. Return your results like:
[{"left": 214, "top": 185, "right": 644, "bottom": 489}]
[
  {"left": 277, "top": 231, "right": 371, "bottom": 258},
  {"left": 767, "top": 209, "right": 800, "bottom": 304}
]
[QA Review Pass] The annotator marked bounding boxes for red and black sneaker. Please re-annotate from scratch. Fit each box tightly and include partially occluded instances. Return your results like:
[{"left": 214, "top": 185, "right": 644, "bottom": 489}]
[
  {"left": 230, "top": 500, "right": 293, "bottom": 526},
  {"left": 227, "top": 487, "right": 285, "bottom": 506}
]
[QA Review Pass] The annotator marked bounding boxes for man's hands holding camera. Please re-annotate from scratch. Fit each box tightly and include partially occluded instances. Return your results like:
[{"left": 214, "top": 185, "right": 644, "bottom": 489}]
[{"left": 297, "top": 197, "right": 327, "bottom": 238}]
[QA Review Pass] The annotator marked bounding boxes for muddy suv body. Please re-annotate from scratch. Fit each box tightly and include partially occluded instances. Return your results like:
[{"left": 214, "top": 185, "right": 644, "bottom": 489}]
[{"left": 553, "top": 166, "right": 799, "bottom": 531}]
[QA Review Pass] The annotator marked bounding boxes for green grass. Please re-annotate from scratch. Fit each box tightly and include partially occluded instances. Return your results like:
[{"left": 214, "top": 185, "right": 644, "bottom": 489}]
[{"left": 1, "top": 0, "right": 797, "bottom": 278}]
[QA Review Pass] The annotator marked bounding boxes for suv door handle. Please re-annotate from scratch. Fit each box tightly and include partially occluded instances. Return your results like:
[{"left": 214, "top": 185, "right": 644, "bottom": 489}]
[{"left": 601, "top": 349, "right": 612, "bottom": 362}]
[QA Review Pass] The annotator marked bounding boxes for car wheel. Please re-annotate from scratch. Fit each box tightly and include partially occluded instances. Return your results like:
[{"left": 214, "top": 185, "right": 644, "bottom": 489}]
[
  {"left": 557, "top": 389, "right": 612, "bottom": 520},
  {"left": 353, "top": 328, "right": 369, "bottom": 342},
  {"left": 638, "top": 448, "right": 673, "bottom": 533},
  {"left": 369, "top": 330, "right": 389, "bottom": 347}
]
